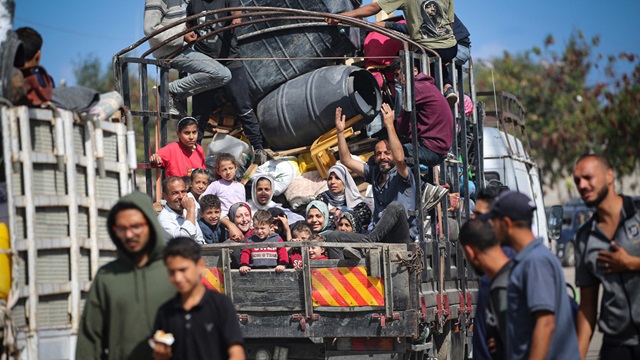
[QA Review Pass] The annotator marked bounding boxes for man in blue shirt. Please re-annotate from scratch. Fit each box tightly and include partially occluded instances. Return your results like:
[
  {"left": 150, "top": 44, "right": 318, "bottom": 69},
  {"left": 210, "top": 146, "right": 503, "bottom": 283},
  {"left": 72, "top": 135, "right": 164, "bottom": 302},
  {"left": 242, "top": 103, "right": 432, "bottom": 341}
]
[
  {"left": 335, "top": 104, "right": 417, "bottom": 236},
  {"left": 481, "top": 191, "right": 580, "bottom": 360}
]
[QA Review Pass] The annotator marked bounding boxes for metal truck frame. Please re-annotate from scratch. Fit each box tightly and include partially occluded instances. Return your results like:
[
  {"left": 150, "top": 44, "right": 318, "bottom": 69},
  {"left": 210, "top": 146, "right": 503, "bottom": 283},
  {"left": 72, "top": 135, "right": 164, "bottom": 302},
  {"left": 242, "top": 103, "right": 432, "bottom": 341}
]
[
  {"left": 112, "top": 7, "right": 483, "bottom": 360},
  {"left": 0, "top": 5, "right": 491, "bottom": 359}
]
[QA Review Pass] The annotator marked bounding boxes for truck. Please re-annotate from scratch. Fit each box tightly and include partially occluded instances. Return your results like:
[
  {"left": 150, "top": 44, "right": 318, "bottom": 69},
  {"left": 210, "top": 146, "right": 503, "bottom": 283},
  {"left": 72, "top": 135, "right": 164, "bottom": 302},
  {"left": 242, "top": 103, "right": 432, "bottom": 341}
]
[{"left": 0, "top": 2, "right": 562, "bottom": 359}]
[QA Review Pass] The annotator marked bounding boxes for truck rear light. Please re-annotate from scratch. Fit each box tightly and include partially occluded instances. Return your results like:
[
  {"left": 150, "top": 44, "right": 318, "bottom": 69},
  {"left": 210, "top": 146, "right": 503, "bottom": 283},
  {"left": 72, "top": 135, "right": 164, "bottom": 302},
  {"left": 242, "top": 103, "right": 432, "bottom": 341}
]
[{"left": 350, "top": 338, "right": 394, "bottom": 351}]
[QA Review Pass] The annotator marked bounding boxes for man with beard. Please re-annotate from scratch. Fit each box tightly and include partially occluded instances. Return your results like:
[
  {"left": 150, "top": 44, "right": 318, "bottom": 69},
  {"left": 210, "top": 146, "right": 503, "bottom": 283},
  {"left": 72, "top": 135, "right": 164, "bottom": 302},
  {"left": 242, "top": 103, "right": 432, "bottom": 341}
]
[
  {"left": 459, "top": 219, "right": 512, "bottom": 359},
  {"left": 480, "top": 191, "right": 579, "bottom": 360},
  {"left": 158, "top": 176, "right": 205, "bottom": 244},
  {"left": 76, "top": 192, "right": 176, "bottom": 359},
  {"left": 573, "top": 154, "right": 640, "bottom": 360},
  {"left": 335, "top": 103, "right": 418, "bottom": 238}
]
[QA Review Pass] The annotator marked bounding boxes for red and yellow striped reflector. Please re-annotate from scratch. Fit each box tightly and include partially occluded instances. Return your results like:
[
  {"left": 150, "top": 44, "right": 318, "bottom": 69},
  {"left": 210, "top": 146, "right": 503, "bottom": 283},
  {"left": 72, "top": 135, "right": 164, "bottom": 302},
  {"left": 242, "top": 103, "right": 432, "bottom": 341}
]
[
  {"left": 311, "top": 267, "right": 384, "bottom": 307},
  {"left": 202, "top": 267, "right": 225, "bottom": 293}
]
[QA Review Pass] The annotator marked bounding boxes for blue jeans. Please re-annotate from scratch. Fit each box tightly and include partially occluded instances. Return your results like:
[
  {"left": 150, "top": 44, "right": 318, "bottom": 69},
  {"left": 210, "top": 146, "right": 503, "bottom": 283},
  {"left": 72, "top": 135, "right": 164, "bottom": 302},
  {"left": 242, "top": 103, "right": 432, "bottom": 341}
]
[
  {"left": 168, "top": 48, "right": 232, "bottom": 100},
  {"left": 454, "top": 44, "right": 471, "bottom": 66},
  {"left": 325, "top": 201, "right": 411, "bottom": 259},
  {"left": 403, "top": 142, "right": 446, "bottom": 168}
]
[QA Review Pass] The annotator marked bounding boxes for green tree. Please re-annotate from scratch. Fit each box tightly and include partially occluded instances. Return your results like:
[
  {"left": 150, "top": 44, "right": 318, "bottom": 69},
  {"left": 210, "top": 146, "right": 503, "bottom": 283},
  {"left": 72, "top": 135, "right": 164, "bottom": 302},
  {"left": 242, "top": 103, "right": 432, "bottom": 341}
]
[
  {"left": 475, "top": 31, "right": 640, "bottom": 183},
  {"left": 72, "top": 53, "right": 115, "bottom": 93}
]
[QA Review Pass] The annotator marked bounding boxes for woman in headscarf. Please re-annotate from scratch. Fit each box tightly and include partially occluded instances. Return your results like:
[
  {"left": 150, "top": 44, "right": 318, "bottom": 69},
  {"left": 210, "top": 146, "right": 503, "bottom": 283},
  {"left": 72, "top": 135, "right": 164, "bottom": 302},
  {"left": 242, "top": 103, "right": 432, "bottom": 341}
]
[
  {"left": 337, "top": 211, "right": 362, "bottom": 233},
  {"left": 305, "top": 200, "right": 332, "bottom": 236},
  {"left": 315, "top": 164, "right": 372, "bottom": 231},
  {"left": 224, "top": 202, "right": 254, "bottom": 268},
  {"left": 248, "top": 174, "right": 304, "bottom": 224},
  {"left": 228, "top": 202, "right": 254, "bottom": 239}
]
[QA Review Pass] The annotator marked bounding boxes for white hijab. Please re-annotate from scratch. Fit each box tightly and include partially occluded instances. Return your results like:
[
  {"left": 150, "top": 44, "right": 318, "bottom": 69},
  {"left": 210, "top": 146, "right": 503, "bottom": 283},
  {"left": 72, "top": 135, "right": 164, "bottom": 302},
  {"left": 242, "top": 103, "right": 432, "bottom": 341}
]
[
  {"left": 249, "top": 174, "right": 277, "bottom": 212},
  {"left": 324, "top": 164, "right": 364, "bottom": 208}
]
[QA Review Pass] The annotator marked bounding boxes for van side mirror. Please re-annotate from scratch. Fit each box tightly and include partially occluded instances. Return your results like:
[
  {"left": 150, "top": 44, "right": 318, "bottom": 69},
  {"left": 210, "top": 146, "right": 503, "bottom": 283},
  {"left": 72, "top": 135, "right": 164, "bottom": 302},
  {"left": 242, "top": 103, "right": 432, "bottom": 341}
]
[{"left": 547, "top": 205, "right": 563, "bottom": 241}]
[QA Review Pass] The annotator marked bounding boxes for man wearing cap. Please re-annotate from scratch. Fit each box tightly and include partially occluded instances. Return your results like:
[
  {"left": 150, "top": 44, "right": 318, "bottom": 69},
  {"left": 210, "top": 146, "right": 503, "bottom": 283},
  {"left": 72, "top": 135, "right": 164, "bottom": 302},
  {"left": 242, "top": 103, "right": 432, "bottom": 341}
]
[
  {"left": 573, "top": 154, "right": 640, "bottom": 360},
  {"left": 481, "top": 191, "right": 580, "bottom": 360}
]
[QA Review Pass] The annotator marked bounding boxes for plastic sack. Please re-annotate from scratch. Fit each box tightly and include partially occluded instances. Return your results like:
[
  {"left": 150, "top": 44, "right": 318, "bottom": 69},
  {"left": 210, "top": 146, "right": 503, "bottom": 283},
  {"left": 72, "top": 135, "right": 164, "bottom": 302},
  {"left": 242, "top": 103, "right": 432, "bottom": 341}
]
[
  {"left": 284, "top": 171, "right": 328, "bottom": 212},
  {"left": 255, "top": 157, "right": 300, "bottom": 196}
]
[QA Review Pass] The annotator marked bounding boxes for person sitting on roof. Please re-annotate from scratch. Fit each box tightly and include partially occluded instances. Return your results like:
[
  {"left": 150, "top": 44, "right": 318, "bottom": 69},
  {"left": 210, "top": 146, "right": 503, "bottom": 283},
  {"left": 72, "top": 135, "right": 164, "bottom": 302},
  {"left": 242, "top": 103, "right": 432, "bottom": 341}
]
[
  {"left": 390, "top": 58, "right": 453, "bottom": 169},
  {"left": 144, "top": 0, "right": 232, "bottom": 116},
  {"left": 326, "top": 0, "right": 458, "bottom": 104}
]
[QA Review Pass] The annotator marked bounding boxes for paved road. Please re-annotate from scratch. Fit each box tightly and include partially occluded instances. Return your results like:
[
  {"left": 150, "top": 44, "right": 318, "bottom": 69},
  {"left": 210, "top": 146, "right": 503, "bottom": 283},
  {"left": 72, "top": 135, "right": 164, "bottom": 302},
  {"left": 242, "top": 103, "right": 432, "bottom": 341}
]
[{"left": 563, "top": 266, "right": 602, "bottom": 360}]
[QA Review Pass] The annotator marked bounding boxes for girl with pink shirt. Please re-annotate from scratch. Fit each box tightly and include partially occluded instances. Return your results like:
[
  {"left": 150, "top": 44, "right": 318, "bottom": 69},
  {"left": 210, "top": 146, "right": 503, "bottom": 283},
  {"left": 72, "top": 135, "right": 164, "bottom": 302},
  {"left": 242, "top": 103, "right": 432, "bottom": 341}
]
[{"left": 202, "top": 153, "right": 245, "bottom": 215}]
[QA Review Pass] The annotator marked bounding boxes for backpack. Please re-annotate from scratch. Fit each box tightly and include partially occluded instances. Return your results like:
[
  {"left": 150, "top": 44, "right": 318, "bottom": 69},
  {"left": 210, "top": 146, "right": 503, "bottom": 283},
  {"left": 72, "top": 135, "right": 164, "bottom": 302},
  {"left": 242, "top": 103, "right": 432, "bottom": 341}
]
[{"left": 20, "top": 66, "right": 54, "bottom": 106}]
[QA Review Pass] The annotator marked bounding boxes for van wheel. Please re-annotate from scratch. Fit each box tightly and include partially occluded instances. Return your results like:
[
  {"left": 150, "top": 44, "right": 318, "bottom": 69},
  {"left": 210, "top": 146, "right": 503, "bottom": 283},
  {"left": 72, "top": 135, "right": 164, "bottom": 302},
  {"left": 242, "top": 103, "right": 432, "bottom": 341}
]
[{"left": 563, "top": 241, "right": 576, "bottom": 267}]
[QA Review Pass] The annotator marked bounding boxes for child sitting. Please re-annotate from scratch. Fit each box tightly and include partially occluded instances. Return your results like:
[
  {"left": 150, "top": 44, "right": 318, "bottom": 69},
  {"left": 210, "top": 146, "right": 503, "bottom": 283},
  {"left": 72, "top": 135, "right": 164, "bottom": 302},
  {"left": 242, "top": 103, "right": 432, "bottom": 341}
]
[
  {"left": 152, "top": 237, "right": 244, "bottom": 360},
  {"left": 288, "top": 222, "right": 313, "bottom": 269},
  {"left": 198, "top": 195, "right": 227, "bottom": 244},
  {"left": 150, "top": 117, "right": 205, "bottom": 177},
  {"left": 202, "top": 153, "right": 245, "bottom": 216},
  {"left": 308, "top": 234, "right": 328, "bottom": 261},
  {"left": 239, "top": 210, "right": 289, "bottom": 274}
]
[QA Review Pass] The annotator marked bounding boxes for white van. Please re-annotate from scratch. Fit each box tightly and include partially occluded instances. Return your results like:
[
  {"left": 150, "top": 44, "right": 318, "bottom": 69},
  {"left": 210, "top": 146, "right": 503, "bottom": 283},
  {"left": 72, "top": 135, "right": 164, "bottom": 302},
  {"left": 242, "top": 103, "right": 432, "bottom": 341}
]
[{"left": 483, "top": 126, "right": 551, "bottom": 248}]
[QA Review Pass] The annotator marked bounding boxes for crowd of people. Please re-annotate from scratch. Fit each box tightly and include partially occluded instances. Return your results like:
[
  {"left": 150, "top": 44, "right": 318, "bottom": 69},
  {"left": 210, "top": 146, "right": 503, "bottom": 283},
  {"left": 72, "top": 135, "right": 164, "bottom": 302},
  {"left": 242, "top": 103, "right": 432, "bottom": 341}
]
[
  {"left": 463, "top": 154, "right": 640, "bottom": 360},
  {"left": 17, "top": 1, "right": 639, "bottom": 360}
]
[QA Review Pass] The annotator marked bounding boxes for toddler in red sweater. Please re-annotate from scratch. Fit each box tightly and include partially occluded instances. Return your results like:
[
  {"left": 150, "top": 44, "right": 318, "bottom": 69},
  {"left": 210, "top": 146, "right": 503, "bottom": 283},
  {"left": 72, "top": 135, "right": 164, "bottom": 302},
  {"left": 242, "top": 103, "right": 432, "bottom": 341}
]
[{"left": 239, "top": 210, "right": 288, "bottom": 274}]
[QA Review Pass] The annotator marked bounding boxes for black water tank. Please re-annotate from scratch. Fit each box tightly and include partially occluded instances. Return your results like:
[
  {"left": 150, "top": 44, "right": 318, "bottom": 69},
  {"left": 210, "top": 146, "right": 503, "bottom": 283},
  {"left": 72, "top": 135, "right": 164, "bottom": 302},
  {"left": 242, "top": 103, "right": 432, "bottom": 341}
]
[
  {"left": 256, "top": 65, "right": 381, "bottom": 150},
  {"left": 238, "top": 0, "right": 356, "bottom": 102}
]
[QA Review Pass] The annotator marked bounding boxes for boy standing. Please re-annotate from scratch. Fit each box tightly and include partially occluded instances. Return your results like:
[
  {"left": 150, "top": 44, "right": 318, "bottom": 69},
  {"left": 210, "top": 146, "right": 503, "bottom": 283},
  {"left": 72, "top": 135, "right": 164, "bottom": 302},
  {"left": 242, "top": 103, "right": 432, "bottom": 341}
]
[
  {"left": 153, "top": 237, "right": 245, "bottom": 360},
  {"left": 199, "top": 194, "right": 227, "bottom": 244},
  {"left": 239, "top": 211, "right": 289, "bottom": 273}
]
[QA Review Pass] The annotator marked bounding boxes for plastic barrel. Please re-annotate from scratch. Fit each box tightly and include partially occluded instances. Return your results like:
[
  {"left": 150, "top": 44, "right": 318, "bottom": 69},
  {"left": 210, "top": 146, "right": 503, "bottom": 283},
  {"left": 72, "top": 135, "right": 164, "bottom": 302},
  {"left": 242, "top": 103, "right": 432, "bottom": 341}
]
[
  {"left": 238, "top": 0, "right": 356, "bottom": 102},
  {"left": 0, "top": 223, "right": 10, "bottom": 301},
  {"left": 256, "top": 65, "right": 381, "bottom": 150}
]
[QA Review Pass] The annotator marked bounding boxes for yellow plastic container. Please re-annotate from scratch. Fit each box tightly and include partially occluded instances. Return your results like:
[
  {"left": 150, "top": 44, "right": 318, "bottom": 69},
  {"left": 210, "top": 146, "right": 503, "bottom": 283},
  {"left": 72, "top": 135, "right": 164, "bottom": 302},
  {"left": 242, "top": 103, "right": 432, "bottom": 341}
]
[
  {"left": 297, "top": 152, "right": 316, "bottom": 173},
  {"left": 309, "top": 115, "right": 361, "bottom": 178},
  {"left": 0, "top": 223, "right": 10, "bottom": 301}
]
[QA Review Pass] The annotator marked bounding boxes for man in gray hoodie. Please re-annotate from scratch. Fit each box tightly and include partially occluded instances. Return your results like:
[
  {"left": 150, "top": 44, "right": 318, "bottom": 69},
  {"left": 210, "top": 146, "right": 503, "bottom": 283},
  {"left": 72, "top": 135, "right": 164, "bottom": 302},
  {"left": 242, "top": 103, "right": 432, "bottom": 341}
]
[
  {"left": 76, "top": 192, "right": 176, "bottom": 359},
  {"left": 144, "top": 0, "right": 231, "bottom": 115}
]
